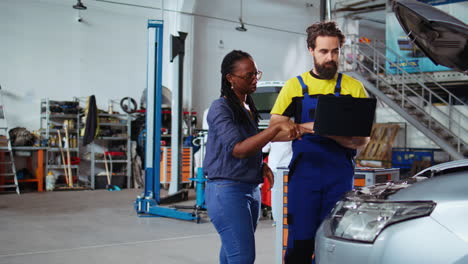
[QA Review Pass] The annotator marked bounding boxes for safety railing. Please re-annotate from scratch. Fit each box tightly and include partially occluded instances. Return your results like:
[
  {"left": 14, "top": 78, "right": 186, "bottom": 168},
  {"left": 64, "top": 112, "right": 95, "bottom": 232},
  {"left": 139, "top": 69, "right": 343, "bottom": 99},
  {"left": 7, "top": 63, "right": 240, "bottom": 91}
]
[{"left": 341, "top": 35, "right": 467, "bottom": 154}]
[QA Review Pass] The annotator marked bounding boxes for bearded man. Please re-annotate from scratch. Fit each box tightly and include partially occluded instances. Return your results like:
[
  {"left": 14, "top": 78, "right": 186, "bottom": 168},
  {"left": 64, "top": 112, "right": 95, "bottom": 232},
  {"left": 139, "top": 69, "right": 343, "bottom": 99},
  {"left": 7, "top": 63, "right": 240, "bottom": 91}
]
[{"left": 269, "top": 21, "right": 370, "bottom": 264}]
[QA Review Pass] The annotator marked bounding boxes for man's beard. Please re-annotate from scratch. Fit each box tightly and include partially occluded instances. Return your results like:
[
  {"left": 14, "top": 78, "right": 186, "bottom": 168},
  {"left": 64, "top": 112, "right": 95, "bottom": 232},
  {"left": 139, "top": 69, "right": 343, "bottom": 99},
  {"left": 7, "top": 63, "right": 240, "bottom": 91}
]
[{"left": 314, "top": 60, "right": 338, "bottom": 79}]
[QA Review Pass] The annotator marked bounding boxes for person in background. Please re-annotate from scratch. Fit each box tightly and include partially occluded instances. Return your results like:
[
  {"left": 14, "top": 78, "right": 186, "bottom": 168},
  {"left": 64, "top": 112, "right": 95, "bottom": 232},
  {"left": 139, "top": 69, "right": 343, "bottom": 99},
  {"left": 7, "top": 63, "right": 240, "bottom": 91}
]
[
  {"left": 269, "top": 21, "right": 370, "bottom": 263},
  {"left": 203, "top": 50, "right": 306, "bottom": 264}
]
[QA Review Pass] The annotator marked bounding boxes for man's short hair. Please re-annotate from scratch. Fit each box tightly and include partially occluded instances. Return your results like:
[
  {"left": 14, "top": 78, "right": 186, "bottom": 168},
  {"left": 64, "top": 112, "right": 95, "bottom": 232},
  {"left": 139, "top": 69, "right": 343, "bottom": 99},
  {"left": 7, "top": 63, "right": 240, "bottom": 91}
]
[{"left": 306, "top": 21, "right": 345, "bottom": 50}]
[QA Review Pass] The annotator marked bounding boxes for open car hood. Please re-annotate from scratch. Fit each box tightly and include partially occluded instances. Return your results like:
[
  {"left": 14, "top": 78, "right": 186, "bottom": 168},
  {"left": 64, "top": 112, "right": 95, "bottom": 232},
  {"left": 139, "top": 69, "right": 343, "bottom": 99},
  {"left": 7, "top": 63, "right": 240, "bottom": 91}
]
[
  {"left": 347, "top": 178, "right": 418, "bottom": 201},
  {"left": 347, "top": 160, "right": 468, "bottom": 201},
  {"left": 393, "top": 0, "right": 468, "bottom": 73}
]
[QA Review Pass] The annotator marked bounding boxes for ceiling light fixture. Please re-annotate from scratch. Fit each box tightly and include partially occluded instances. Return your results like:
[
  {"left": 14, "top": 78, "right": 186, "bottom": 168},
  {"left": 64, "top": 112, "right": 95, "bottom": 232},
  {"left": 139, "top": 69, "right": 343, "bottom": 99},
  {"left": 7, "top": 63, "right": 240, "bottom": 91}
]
[
  {"left": 236, "top": 0, "right": 247, "bottom": 32},
  {"left": 73, "top": 0, "right": 87, "bottom": 10}
]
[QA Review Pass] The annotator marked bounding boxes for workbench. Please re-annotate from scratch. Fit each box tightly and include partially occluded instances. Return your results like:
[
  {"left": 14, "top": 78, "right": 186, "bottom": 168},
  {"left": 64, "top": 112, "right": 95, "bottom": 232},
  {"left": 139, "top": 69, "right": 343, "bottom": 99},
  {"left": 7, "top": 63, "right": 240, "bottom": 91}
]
[
  {"left": 354, "top": 167, "right": 400, "bottom": 187},
  {"left": 0, "top": 146, "right": 46, "bottom": 192}
]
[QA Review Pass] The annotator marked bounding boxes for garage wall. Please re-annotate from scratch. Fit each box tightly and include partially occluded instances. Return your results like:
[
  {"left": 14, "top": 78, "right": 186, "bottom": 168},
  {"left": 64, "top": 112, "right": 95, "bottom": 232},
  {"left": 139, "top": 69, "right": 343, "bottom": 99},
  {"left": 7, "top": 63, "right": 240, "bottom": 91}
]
[
  {"left": 1, "top": 0, "right": 321, "bottom": 130},
  {"left": 0, "top": 0, "right": 193, "bottom": 130},
  {"left": 191, "top": 0, "right": 319, "bottom": 122}
]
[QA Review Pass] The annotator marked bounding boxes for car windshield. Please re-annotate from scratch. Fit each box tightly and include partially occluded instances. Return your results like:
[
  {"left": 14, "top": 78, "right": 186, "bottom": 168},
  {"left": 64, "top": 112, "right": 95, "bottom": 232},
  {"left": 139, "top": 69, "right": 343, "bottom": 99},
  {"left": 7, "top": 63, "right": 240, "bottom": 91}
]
[{"left": 413, "top": 160, "right": 468, "bottom": 178}]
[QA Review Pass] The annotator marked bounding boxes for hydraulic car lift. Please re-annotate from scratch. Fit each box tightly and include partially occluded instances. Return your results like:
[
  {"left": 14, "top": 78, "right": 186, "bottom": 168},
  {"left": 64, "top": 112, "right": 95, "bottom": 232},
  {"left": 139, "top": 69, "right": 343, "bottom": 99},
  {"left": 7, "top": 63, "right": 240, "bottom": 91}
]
[{"left": 134, "top": 20, "right": 205, "bottom": 222}]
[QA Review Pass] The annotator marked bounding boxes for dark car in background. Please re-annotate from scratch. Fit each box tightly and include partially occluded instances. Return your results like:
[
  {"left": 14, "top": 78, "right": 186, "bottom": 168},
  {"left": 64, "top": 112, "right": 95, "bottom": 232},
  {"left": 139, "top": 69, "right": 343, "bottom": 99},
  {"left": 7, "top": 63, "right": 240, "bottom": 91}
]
[{"left": 250, "top": 81, "right": 284, "bottom": 129}]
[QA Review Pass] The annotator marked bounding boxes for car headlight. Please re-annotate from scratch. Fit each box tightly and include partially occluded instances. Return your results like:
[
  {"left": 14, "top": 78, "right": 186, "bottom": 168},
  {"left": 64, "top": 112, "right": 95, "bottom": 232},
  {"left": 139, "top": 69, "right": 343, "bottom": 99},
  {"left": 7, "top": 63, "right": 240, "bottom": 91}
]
[{"left": 326, "top": 200, "right": 436, "bottom": 243}]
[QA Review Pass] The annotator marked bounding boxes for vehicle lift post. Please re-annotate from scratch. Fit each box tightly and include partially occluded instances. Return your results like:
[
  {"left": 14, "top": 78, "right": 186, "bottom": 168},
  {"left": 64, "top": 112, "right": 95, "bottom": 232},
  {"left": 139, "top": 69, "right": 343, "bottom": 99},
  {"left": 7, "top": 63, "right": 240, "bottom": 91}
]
[{"left": 134, "top": 20, "right": 201, "bottom": 222}]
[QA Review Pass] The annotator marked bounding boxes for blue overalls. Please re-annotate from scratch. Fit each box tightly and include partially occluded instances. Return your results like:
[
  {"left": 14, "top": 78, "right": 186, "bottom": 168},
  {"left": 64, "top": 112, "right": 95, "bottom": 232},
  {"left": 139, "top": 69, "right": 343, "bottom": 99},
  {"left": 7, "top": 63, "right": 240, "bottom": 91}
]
[{"left": 284, "top": 74, "right": 356, "bottom": 264}]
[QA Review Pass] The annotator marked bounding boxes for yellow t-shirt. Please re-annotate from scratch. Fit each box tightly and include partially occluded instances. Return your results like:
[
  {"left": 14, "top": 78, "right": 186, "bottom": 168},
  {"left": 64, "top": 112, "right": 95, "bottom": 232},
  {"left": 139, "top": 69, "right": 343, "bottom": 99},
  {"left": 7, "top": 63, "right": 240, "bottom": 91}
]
[{"left": 271, "top": 71, "right": 368, "bottom": 118}]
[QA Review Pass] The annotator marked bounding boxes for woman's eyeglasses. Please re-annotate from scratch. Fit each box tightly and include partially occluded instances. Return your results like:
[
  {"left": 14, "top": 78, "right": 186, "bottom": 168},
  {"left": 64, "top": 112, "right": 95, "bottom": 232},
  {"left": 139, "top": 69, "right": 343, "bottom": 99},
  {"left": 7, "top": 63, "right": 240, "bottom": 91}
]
[{"left": 231, "top": 71, "right": 263, "bottom": 81}]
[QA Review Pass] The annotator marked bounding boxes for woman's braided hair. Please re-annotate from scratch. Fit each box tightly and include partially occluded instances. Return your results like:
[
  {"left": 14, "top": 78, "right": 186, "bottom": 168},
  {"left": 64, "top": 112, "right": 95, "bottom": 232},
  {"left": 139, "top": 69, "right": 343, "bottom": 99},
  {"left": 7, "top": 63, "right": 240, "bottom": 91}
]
[{"left": 220, "top": 50, "right": 260, "bottom": 125}]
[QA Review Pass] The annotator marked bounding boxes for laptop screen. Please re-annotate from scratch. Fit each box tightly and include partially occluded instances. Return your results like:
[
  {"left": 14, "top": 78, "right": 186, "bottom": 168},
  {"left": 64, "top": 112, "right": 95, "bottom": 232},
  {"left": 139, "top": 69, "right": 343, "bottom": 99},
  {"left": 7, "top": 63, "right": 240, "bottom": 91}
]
[{"left": 314, "top": 96, "right": 377, "bottom": 137}]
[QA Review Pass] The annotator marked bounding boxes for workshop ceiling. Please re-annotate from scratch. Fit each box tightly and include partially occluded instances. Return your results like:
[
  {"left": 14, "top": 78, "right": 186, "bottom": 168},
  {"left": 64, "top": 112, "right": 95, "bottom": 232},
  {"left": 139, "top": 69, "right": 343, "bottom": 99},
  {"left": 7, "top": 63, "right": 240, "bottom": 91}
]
[
  {"left": 194, "top": 0, "right": 386, "bottom": 33},
  {"left": 194, "top": 0, "right": 321, "bottom": 34}
]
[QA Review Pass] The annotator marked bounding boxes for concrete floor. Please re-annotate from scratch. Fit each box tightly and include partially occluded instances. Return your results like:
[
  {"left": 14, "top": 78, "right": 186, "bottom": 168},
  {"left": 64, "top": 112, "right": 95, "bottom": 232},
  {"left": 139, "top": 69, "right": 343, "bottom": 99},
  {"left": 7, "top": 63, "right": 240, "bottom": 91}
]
[{"left": 0, "top": 189, "right": 276, "bottom": 264}]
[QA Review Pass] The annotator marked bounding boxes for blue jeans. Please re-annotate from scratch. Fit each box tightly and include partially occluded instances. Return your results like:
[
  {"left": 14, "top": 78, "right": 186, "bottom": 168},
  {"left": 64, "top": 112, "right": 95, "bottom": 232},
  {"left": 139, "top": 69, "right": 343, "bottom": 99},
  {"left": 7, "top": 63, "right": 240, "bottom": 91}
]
[{"left": 205, "top": 180, "right": 261, "bottom": 264}]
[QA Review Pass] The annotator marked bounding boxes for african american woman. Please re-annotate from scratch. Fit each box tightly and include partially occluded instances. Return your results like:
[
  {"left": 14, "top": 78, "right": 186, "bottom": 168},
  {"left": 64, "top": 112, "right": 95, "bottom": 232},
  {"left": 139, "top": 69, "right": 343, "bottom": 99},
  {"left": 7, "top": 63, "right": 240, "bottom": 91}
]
[{"left": 203, "top": 50, "right": 307, "bottom": 264}]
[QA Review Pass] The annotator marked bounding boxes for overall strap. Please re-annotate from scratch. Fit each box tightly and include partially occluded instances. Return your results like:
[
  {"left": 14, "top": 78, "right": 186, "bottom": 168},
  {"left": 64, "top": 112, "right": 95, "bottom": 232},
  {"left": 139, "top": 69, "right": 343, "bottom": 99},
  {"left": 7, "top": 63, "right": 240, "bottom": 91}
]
[
  {"left": 334, "top": 73, "right": 343, "bottom": 96},
  {"left": 296, "top": 75, "right": 308, "bottom": 95}
]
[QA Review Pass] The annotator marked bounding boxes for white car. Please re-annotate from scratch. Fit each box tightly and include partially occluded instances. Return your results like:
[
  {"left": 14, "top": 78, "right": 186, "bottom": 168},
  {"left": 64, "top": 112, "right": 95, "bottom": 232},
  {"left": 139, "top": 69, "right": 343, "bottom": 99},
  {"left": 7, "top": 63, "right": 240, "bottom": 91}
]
[{"left": 315, "top": 159, "right": 468, "bottom": 264}]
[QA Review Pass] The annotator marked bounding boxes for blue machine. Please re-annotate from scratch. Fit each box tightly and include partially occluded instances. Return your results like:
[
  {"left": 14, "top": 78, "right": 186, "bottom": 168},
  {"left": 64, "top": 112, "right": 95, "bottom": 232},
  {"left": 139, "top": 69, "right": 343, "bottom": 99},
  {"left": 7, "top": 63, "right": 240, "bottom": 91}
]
[
  {"left": 191, "top": 132, "right": 208, "bottom": 211},
  {"left": 172, "top": 131, "right": 208, "bottom": 223},
  {"left": 134, "top": 20, "right": 205, "bottom": 222}
]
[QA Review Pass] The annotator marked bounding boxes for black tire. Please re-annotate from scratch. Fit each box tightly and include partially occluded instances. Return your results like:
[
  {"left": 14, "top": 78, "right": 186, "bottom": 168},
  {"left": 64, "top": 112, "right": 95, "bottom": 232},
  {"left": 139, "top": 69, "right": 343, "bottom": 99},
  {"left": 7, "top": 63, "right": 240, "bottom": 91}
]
[{"left": 120, "top": 97, "right": 138, "bottom": 113}]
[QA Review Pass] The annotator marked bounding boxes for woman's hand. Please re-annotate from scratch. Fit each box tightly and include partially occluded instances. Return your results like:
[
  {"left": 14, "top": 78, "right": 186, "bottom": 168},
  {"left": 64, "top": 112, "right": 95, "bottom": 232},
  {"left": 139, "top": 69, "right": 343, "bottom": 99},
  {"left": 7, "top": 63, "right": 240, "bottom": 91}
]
[
  {"left": 275, "top": 120, "right": 302, "bottom": 140},
  {"left": 299, "top": 122, "right": 314, "bottom": 136},
  {"left": 269, "top": 115, "right": 314, "bottom": 142},
  {"left": 262, "top": 163, "right": 274, "bottom": 189}
]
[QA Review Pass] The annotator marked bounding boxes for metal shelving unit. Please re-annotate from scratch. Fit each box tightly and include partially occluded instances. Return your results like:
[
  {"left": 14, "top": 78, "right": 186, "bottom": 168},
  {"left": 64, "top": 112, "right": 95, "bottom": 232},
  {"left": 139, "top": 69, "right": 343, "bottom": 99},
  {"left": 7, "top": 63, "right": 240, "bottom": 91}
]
[
  {"left": 40, "top": 98, "right": 82, "bottom": 187},
  {"left": 88, "top": 113, "right": 132, "bottom": 189}
]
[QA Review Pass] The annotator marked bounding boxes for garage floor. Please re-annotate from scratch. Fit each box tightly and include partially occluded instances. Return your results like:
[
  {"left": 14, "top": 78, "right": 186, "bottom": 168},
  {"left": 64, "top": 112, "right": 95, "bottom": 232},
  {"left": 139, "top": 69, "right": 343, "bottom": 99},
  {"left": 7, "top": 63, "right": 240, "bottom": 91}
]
[{"left": 0, "top": 189, "right": 276, "bottom": 264}]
